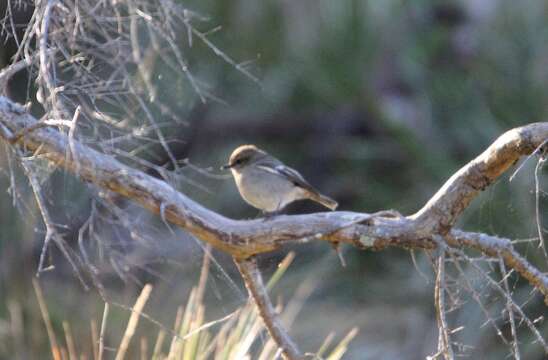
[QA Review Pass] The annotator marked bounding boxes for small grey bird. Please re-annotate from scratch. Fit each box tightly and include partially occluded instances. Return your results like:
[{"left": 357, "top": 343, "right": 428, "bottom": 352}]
[{"left": 222, "top": 145, "right": 338, "bottom": 215}]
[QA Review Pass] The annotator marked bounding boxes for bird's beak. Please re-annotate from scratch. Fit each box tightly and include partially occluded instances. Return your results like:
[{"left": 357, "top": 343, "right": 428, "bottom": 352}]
[{"left": 220, "top": 163, "right": 232, "bottom": 170}]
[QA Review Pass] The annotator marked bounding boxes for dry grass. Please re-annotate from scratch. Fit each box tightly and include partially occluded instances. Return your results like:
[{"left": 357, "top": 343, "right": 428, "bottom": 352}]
[{"left": 30, "top": 253, "right": 356, "bottom": 360}]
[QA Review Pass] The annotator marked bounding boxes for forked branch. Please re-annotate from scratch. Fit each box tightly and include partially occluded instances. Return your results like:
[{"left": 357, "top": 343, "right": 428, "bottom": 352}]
[{"left": 0, "top": 95, "right": 547, "bottom": 359}]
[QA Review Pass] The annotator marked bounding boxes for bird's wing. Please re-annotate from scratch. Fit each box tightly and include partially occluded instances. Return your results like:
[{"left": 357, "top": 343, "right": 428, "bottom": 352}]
[{"left": 257, "top": 164, "right": 319, "bottom": 194}]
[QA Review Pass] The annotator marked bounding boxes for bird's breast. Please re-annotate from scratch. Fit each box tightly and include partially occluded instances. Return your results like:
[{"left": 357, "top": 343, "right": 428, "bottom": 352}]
[{"left": 231, "top": 168, "right": 303, "bottom": 212}]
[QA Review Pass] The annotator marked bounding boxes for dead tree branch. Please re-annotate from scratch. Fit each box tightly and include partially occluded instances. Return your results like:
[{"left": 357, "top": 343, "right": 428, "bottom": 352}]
[
  {"left": 433, "top": 248, "right": 454, "bottom": 360},
  {"left": 235, "top": 258, "right": 301, "bottom": 359},
  {"left": 412, "top": 122, "right": 548, "bottom": 232},
  {"left": 0, "top": 95, "right": 547, "bottom": 358}
]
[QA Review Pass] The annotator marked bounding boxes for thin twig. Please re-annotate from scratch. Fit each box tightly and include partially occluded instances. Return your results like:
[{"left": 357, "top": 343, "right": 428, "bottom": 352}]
[
  {"left": 499, "top": 257, "right": 521, "bottom": 360},
  {"left": 509, "top": 138, "right": 548, "bottom": 181},
  {"left": 434, "top": 249, "right": 454, "bottom": 360},
  {"left": 38, "top": 0, "right": 58, "bottom": 111},
  {"left": 21, "top": 159, "right": 88, "bottom": 288},
  {"left": 447, "top": 230, "right": 548, "bottom": 304},
  {"left": 534, "top": 157, "right": 547, "bottom": 258},
  {"left": 0, "top": 57, "right": 31, "bottom": 94},
  {"left": 1, "top": 96, "right": 548, "bottom": 356},
  {"left": 446, "top": 250, "right": 510, "bottom": 347},
  {"left": 450, "top": 248, "right": 548, "bottom": 354}
]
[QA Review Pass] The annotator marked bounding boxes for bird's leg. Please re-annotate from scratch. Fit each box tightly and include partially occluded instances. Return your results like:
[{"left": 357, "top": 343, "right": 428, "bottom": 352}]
[
  {"left": 261, "top": 201, "right": 283, "bottom": 221},
  {"left": 331, "top": 242, "right": 347, "bottom": 267},
  {"left": 257, "top": 210, "right": 273, "bottom": 219},
  {"left": 260, "top": 209, "right": 280, "bottom": 221}
]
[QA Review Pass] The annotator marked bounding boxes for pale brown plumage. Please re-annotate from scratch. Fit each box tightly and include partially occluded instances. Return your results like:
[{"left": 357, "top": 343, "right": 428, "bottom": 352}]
[{"left": 222, "top": 145, "right": 338, "bottom": 213}]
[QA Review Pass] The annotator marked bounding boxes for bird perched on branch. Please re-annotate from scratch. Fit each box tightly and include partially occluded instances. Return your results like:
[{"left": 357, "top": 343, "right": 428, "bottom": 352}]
[{"left": 222, "top": 145, "right": 338, "bottom": 216}]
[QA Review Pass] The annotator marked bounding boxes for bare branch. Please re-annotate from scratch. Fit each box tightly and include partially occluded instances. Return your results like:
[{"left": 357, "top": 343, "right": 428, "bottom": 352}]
[
  {"left": 412, "top": 123, "right": 548, "bottom": 232},
  {"left": 37, "top": 0, "right": 64, "bottom": 115},
  {"left": 0, "top": 96, "right": 546, "bottom": 297},
  {"left": 446, "top": 251, "right": 511, "bottom": 348},
  {"left": 448, "top": 247, "right": 548, "bottom": 354},
  {"left": 234, "top": 257, "right": 301, "bottom": 360},
  {"left": 21, "top": 157, "right": 88, "bottom": 288},
  {"left": 499, "top": 257, "right": 521, "bottom": 360},
  {"left": 1, "top": 96, "right": 547, "bottom": 355},
  {"left": 447, "top": 230, "right": 548, "bottom": 304},
  {"left": 434, "top": 248, "right": 454, "bottom": 360},
  {"left": 0, "top": 57, "right": 31, "bottom": 94},
  {"left": 534, "top": 156, "right": 547, "bottom": 258}
]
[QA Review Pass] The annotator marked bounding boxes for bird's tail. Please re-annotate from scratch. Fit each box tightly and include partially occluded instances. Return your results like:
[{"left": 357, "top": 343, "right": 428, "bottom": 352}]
[{"left": 307, "top": 191, "right": 338, "bottom": 210}]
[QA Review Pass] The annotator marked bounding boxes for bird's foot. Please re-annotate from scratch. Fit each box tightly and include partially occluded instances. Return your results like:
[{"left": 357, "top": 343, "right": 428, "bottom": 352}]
[
  {"left": 258, "top": 210, "right": 280, "bottom": 221},
  {"left": 331, "top": 242, "right": 347, "bottom": 267}
]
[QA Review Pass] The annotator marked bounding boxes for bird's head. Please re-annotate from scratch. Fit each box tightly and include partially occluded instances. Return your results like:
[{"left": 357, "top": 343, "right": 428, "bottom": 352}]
[{"left": 221, "top": 144, "right": 267, "bottom": 171}]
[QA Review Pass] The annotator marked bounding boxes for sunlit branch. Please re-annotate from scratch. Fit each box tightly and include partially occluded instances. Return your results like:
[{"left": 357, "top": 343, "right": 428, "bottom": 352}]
[{"left": 0, "top": 94, "right": 547, "bottom": 358}]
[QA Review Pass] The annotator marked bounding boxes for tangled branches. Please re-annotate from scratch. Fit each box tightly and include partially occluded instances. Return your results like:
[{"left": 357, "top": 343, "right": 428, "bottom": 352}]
[
  {"left": 0, "top": 1, "right": 547, "bottom": 360},
  {"left": 0, "top": 96, "right": 547, "bottom": 359}
]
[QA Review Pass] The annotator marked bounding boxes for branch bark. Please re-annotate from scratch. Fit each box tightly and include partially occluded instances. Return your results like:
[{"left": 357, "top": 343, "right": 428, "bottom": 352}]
[
  {"left": 0, "top": 95, "right": 547, "bottom": 357},
  {"left": 235, "top": 258, "right": 301, "bottom": 359},
  {"left": 411, "top": 122, "right": 548, "bottom": 232}
]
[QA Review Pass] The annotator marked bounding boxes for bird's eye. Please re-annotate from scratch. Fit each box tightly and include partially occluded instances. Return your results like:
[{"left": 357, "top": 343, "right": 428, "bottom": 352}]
[{"left": 235, "top": 157, "right": 247, "bottom": 164}]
